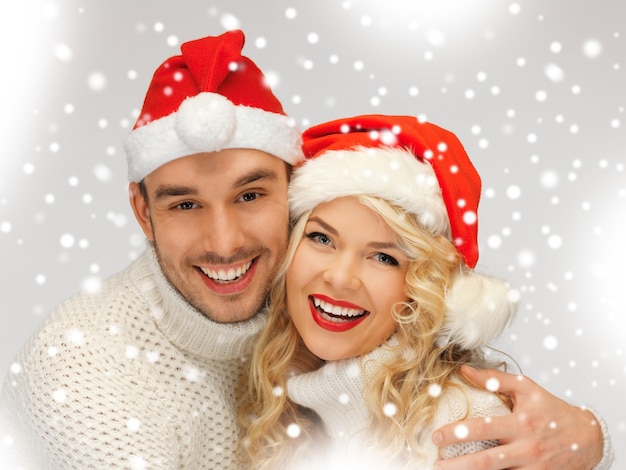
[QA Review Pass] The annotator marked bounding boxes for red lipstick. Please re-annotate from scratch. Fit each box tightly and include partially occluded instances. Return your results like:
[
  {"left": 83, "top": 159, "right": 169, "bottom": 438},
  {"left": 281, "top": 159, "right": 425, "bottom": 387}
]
[{"left": 308, "top": 294, "right": 369, "bottom": 333}]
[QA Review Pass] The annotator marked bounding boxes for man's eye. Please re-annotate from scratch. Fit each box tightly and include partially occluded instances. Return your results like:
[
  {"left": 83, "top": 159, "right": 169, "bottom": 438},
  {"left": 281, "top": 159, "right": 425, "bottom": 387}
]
[
  {"left": 176, "top": 202, "right": 197, "bottom": 210},
  {"left": 239, "top": 192, "right": 259, "bottom": 202}
]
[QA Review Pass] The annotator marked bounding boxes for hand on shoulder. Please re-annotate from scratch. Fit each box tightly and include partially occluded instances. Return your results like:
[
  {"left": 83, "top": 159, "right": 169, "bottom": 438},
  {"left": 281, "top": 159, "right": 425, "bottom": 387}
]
[{"left": 431, "top": 365, "right": 610, "bottom": 470}]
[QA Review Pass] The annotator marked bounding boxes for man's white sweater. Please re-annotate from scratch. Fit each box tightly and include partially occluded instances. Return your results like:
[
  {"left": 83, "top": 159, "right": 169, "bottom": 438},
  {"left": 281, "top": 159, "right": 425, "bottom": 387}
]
[{"left": 0, "top": 246, "right": 265, "bottom": 469}]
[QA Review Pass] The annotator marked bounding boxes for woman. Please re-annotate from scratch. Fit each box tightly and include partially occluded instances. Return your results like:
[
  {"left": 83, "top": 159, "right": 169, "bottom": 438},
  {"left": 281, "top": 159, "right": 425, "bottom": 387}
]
[{"left": 239, "top": 114, "right": 518, "bottom": 469}]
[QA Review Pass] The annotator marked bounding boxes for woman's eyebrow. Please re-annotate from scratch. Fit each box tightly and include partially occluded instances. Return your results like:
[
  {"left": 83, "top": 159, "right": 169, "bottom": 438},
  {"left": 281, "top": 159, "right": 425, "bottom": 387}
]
[
  {"left": 307, "top": 216, "right": 338, "bottom": 236},
  {"left": 368, "top": 241, "right": 401, "bottom": 250}
]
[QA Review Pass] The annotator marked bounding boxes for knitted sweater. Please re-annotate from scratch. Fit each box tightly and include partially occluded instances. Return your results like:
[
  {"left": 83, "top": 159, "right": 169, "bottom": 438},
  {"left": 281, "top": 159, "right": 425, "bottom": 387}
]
[
  {"left": 286, "top": 341, "right": 614, "bottom": 469},
  {"left": 0, "top": 246, "right": 265, "bottom": 469},
  {"left": 286, "top": 342, "right": 509, "bottom": 469}
]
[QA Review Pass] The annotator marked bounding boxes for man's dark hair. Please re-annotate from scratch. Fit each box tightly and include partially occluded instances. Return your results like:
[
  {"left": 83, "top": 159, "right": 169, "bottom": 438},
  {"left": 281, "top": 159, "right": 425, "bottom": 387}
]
[{"left": 138, "top": 180, "right": 149, "bottom": 205}]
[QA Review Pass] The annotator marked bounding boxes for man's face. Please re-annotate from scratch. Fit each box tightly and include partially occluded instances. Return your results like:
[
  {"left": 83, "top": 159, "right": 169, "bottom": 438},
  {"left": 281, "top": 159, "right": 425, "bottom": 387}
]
[{"left": 130, "top": 149, "right": 290, "bottom": 323}]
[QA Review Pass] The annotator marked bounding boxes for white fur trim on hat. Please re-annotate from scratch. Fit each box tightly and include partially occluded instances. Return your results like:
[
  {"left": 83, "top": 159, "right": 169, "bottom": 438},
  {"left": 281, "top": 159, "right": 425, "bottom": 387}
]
[
  {"left": 437, "top": 270, "right": 519, "bottom": 350},
  {"left": 289, "top": 146, "right": 451, "bottom": 236},
  {"left": 124, "top": 92, "right": 303, "bottom": 182}
]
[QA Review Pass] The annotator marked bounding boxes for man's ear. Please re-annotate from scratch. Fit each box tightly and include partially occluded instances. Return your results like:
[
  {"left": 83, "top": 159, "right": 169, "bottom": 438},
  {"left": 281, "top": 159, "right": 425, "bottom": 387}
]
[{"left": 129, "top": 182, "right": 154, "bottom": 241}]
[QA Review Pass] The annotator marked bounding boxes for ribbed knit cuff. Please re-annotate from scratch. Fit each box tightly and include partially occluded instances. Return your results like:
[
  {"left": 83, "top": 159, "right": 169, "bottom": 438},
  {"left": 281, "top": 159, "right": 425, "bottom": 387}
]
[{"left": 586, "top": 407, "right": 614, "bottom": 470}]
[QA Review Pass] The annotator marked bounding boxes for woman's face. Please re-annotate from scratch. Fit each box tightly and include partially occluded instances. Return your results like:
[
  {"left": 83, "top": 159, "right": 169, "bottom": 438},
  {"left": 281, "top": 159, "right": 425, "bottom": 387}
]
[{"left": 286, "top": 197, "right": 409, "bottom": 361}]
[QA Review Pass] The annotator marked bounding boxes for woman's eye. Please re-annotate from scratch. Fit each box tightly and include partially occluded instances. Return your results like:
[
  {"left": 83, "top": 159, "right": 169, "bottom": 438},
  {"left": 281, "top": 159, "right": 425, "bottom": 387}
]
[
  {"left": 306, "top": 232, "right": 332, "bottom": 246},
  {"left": 375, "top": 253, "right": 399, "bottom": 266}
]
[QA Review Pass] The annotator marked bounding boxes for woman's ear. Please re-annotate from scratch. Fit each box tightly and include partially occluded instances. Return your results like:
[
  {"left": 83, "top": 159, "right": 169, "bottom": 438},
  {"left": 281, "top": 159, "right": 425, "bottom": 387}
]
[{"left": 128, "top": 182, "right": 154, "bottom": 241}]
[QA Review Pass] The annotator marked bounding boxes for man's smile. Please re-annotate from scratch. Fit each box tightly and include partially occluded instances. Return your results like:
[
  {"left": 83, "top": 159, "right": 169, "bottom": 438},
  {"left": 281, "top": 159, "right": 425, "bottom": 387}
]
[
  {"left": 198, "top": 260, "right": 254, "bottom": 283},
  {"left": 196, "top": 258, "right": 259, "bottom": 295}
]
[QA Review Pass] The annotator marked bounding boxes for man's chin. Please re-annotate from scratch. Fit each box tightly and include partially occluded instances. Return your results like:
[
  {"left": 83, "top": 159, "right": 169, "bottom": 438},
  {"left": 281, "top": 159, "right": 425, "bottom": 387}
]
[
  {"left": 152, "top": 245, "right": 269, "bottom": 323},
  {"left": 192, "top": 296, "right": 266, "bottom": 324}
]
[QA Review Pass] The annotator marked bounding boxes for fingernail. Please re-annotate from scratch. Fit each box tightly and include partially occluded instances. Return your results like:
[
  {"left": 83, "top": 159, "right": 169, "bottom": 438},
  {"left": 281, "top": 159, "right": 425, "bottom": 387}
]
[{"left": 432, "top": 431, "right": 443, "bottom": 445}]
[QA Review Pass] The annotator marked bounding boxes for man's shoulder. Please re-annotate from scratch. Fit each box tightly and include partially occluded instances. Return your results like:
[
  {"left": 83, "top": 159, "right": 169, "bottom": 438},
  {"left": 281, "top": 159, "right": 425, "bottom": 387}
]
[
  {"left": 11, "top": 253, "right": 158, "bottom": 367},
  {"left": 48, "top": 249, "right": 157, "bottom": 321},
  {"left": 48, "top": 259, "right": 145, "bottom": 322}
]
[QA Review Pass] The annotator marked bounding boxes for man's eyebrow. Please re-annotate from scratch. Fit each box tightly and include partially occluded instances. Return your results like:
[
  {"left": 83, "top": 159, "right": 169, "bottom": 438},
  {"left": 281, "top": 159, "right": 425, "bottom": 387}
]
[
  {"left": 152, "top": 168, "right": 279, "bottom": 199},
  {"left": 153, "top": 185, "right": 198, "bottom": 199},
  {"left": 233, "top": 168, "right": 279, "bottom": 188}
]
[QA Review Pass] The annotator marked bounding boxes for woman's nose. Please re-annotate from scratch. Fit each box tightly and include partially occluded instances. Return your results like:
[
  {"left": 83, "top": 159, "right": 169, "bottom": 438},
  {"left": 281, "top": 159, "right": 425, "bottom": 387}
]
[{"left": 322, "top": 254, "right": 362, "bottom": 290}]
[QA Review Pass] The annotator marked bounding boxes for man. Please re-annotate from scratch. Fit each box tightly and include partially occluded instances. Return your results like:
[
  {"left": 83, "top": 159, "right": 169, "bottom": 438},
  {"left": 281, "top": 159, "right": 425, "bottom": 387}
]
[
  {"left": 0, "top": 30, "right": 611, "bottom": 469},
  {"left": 1, "top": 29, "right": 301, "bottom": 470}
]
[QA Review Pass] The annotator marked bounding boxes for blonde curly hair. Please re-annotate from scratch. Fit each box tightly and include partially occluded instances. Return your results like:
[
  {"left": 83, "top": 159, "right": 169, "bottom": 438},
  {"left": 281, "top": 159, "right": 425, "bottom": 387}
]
[{"left": 238, "top": 194, "right": 509, "bottom": 468}]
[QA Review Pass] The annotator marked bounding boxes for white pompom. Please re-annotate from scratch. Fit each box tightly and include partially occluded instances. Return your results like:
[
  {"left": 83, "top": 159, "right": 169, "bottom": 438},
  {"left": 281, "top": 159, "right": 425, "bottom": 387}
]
[
  {"left": 174, "top": 93, "right": 236, "bottom": 151},
  {"left": 437, "top": 270, "right": 518, "bottom": 350}
]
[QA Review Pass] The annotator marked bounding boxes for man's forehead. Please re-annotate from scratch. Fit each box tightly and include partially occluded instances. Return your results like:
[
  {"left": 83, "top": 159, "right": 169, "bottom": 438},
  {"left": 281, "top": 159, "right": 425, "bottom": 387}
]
[
  {"left": 144, "top": 153, "right": 289, "bottom": 196},
  {"left": 163, "top": 149, "right": 285, "bottom": 170}
]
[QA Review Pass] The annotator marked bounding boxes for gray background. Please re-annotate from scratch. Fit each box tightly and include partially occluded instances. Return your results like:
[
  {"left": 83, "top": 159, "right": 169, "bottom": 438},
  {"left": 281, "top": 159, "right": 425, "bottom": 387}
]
[{"left": 1, "top": 0, "right": 624, "bottom": 463}]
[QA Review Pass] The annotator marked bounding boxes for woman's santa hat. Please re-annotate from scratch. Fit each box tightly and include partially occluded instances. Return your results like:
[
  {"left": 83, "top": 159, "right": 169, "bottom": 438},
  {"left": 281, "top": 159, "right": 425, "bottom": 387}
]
[
  {"left": 124, "top": 30, "right": 303, "bottom": 182},
  {"left": 291, "top": 114, "right": 517, "bottom": 350}
]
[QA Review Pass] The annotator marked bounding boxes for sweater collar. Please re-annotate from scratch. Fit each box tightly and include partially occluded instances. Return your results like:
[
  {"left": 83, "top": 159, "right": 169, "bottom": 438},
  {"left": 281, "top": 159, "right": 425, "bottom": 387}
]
[{"left": 137, "top": 245, "right": 267, "bottom": 361}]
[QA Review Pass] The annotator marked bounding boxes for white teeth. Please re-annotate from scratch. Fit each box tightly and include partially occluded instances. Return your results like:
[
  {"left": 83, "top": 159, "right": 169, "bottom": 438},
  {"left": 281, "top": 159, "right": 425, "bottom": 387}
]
[
  {"left": 313, "top": 297, "right": 365, "bottom": 318},
  {"left": 200, "top": 261, "right": 252, "bottom": 282}
]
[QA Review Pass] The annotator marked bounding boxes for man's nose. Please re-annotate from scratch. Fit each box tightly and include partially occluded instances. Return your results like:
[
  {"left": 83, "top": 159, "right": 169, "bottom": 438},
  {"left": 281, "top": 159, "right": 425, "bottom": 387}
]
[{"left": 201, "top": 207, "right": 246, "bottom": 257}]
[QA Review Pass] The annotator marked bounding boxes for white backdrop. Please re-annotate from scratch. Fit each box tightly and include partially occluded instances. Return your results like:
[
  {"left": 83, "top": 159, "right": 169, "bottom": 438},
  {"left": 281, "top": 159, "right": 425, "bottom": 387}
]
[{"left": 1, "top": 0, "right": 624, "bottom": 463}]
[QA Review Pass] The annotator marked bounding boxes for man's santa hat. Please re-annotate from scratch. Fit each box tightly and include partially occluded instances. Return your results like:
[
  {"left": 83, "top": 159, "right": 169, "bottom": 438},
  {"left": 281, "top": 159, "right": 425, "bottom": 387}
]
[
  {"left": 124, "top": 30, "right": 302, "bottom": 182},
  {"left": 290, "top": 114, "right": 517, "bottom": 350}
]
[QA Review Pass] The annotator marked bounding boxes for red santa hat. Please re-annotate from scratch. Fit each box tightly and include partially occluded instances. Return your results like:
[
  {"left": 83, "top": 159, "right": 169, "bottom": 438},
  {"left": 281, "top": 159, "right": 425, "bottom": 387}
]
[
  {"left": 291, "top": 114, "right": 517, "bottom": 349},
  {"left": 124, "top": 30, "right": 303, "bottom": 182}
]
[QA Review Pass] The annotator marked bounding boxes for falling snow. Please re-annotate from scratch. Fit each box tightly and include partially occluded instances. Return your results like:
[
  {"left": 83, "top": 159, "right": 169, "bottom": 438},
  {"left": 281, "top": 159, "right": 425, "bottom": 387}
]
[
  {"left": 453, "top": 424, "right": 469, "bottom": 439},
  {"left": 286, "top": 423, "right": 301, "bottom": 438},
  {"left": 129, "top": 455, "right": 147, "bottom": 470},
  {"left": 126, "top": 418, "right": 141, "bottom": 432},
  {"left": 52, "top": 389, "right": 67, "bottom": 403},
  {"left": 382, "top": 402, "right": 397, "bottom": 417},
  {"left": 486, "top": 378, "right": 500, "bottom": 392},
  {"left": 66, "top": 329, "right": 85, "bottom": 346},
  {"left": 183, "top": 365, "right": 201, "bottom": 382},
  {"left": 428, "top": 383, "right": 442, "bottom": 397},
  {"left": 1, "top": 0, "right": 624, "bottom": 461}
]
